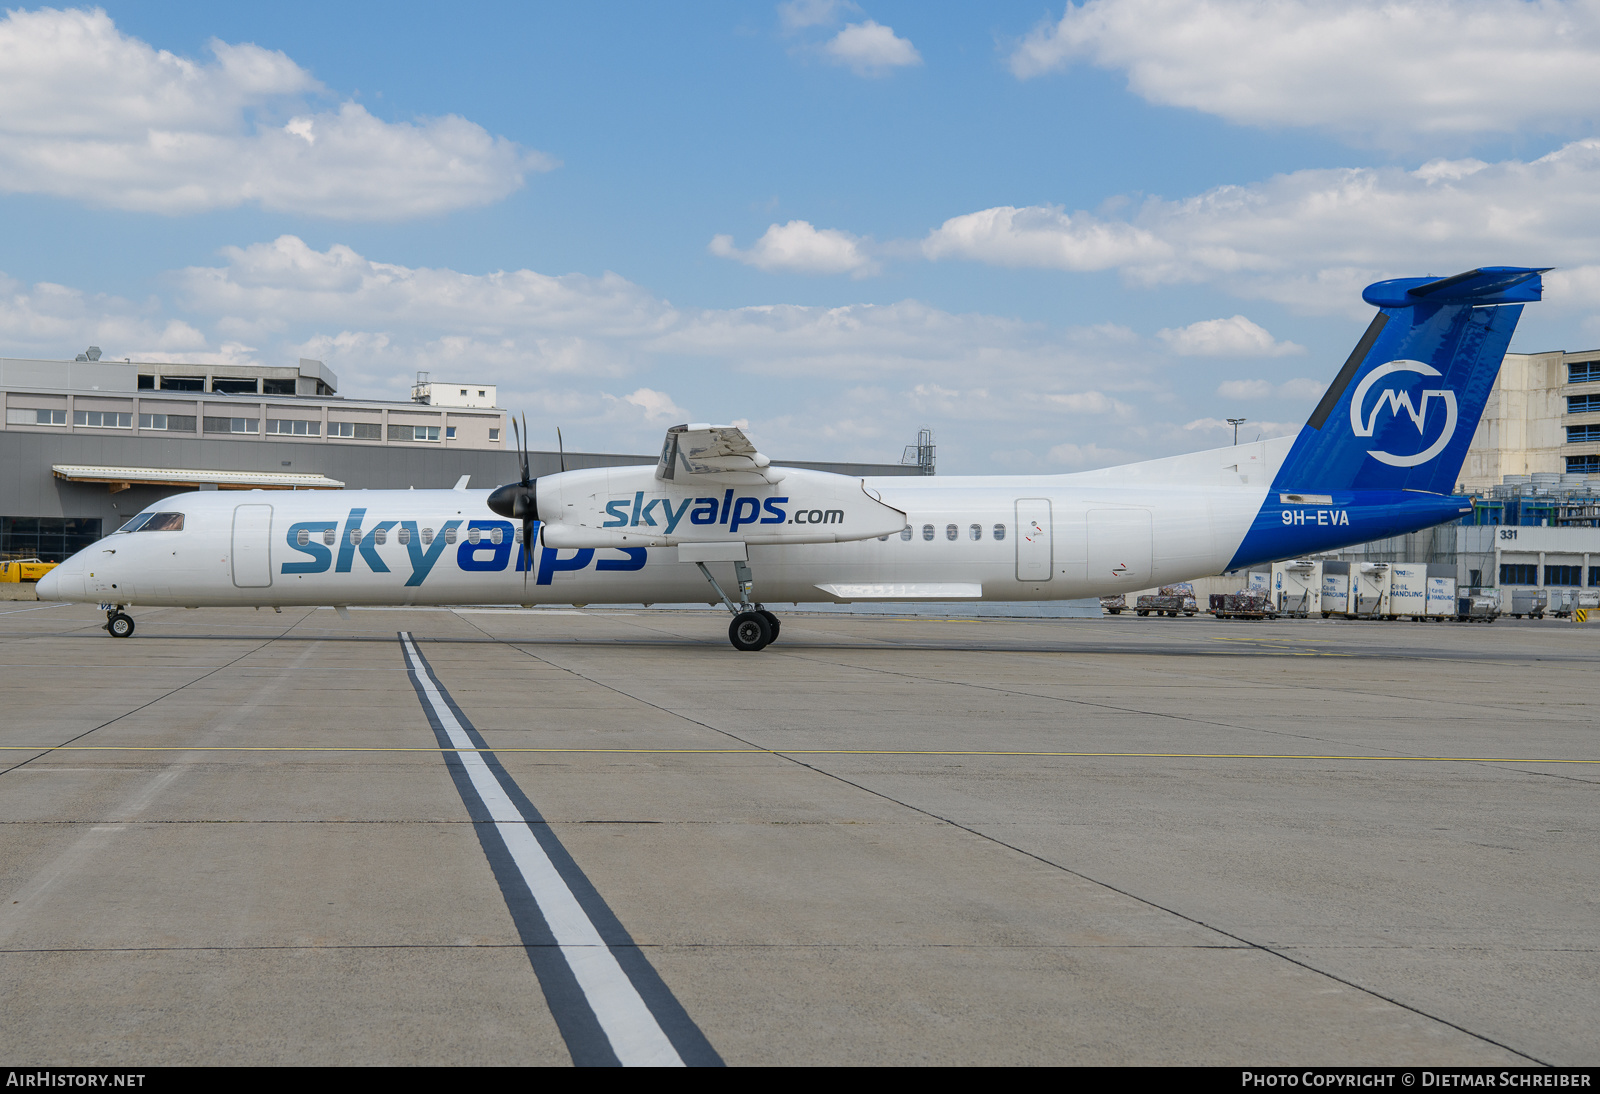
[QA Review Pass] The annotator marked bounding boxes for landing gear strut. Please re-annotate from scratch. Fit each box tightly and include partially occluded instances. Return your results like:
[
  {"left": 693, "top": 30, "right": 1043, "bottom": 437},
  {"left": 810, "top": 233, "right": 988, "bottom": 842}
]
[
  {"left": 696, "top": 559, "right": 781, "bottom": 652},
  {"left": 105, "top": 609, "right": 135, "bottom": 638}
]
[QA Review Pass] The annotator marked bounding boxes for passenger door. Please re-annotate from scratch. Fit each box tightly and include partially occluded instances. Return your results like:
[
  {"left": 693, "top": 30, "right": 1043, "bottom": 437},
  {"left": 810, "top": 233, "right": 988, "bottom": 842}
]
[
  {"left": 1015, "top": 499, "right": 1053, "bottom": 581},
  {"left": 231, "top": 504, "right": 274, "bottom": 588}
]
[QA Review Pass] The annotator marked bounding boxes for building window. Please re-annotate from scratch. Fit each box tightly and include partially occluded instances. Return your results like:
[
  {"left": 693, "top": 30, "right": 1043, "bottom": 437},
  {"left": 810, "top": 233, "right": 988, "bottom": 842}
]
[
  {"left": 7, "top": 408, "right": 66, "bottom": 426},
  {"left": 489, "top": 428, "right": 500, "bottom": 442},
  {"left": 0, "top": 516, "right": 102, "bottom": 563},
  {"left": 266, "top": 419, "right": 321, "bottom": 436},
  {"left": 459, "top": 389, "right": 468, "bottom": 396},
  {"left": 329, "top": 421, "right": 381, "bottom": 439},
  {"left": 262, "top": 379, "right": 295, "bottom": 396},
  {"left": 387, "top": 424, "right": 441, "bottom": 442},
  {"left": 137, "top": 374, "right": 155, "bottom": 390},
  {"left": 478, "top": 390, "right": 486, "bottom": 397},
  {"left": 1567, "top": 424, "right": 1600, "bottom": 443},
  {"left": 1500, "top": 563, "right": 1538, "bottom": 585},
  {"left": 203, "top": 416, "right": 258, "bottom": 434},
  {"left": 210, "top": 378, "right": 258, "bottom": 394},
  {"left": 446, "top": 426, "right": 457, "bottom": 440},
  {"left": 993, "top": 524, "right": 1007, "bottom": 541},
  {"left": 1569, "top": 361, "right": 1600, "bottom": 384},
  {"left": 73, "top": 410, "right": 132, "bottom": 428},
  {"left": 138, "top": 414, "right": 195, "bottom": 432},
  {"left": 1546, "top": 565, "right": 1582, "bottom": 586},
  {"left": 160, "top": 376, "right": 204, "bottom": 392},
  {"left": 1591, "top": 566, "right": 1600, "bottom": 587},
  {"left": 1569, "top": 393, "right": 1600, "bottom": 414},
  {"left": 1567, "top": 455, "right": 1600, "bottom": 473}
]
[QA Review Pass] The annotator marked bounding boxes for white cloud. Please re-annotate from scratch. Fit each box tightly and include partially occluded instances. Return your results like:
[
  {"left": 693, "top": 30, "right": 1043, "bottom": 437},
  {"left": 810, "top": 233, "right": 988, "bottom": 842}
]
[
  {"left": 1009, "top": 0, "right": 1600, "bottom": 143},
  {"left": 823, "top": 21, "right": 922, "bottom": 76},
  {"left": 618, "top": 387, "right": 688, "bottom": 421},
  {"left": 0, "top": 7, "right": 550, "bottom": 218},
  {"left": 1215, "top": 377, "right": 1326, "bottom": 402},
  {"left": 709, "top": 220, "right": 879, "bottom": 276},
  {"left": 38, "top": 234, "right": 1274, "bottom": 468},
  {"left": 1157, "top": 315, "right": 1303, "bottom": 356},
  {"left": 922, "top": 204, "right": 1169, "bottom": 270},
  {"left": 922, "top": 139, "right": 1600, "bottom": 312}
]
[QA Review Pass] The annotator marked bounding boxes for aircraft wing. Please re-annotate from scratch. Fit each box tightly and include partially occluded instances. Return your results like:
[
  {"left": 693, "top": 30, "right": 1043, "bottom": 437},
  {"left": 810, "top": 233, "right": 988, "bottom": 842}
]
[{"left": 656, "top": 423, "right": 781, "bottom": 483}]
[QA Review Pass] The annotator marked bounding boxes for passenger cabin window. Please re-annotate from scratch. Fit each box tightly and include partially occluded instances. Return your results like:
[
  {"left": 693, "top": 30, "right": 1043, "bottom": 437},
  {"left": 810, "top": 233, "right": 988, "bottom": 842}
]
[
  {"left": 921, "top": 524, "right": 934, "bottom": 541},
  {"left": 398, "top": 527, "right": 412, "bottom": 545},
  {"left": 945, "top": 524, "right": 958, "bottom": 541},
  {"left": 422, "top": 527, "right": 435, "bottom": 544},
  {"left": 140, "top": 513, "right": 185, "bottom": 531},
  {"left": 467, "top": 528, "right": 482, "bottom": 544},
  {"left": 444, "top": 527, "right": 458, "bottom": 544},
  {"left": 373, "top": 528, "right": 387, "bottom": 545},
  {"left": 900, "top": 526, "right": 912, "bottom": 541},
  {"left": 489, "top": 527, "right": 503, "bottom": 545},
  {"left": 296, "top": 529, "right": 311, "bottom": 547},
  {"left": 322, "top": 529, "right": 336, "bottom": 546},
  {"left": 969, "top": 524, "right": 982, "bottom": 541},
  {"left": 993, "top": 524, "right": 1007, "bottom": 541}
]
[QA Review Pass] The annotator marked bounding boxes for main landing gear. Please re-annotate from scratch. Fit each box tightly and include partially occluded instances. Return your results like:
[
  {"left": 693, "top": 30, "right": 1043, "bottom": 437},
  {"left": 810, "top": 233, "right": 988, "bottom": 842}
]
[
  {"left": 695, "top": 559, "right": 782, "bottom": 652},
  {"left": 105, "top": 608, "right": 135, "bottom": 638}
]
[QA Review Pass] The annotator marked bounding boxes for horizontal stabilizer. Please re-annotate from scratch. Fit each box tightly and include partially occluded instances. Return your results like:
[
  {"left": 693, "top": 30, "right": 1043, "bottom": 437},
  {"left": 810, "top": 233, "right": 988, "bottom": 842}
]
[{"left": 1362, "top": 266, "right": 1548, "bottom": 308}]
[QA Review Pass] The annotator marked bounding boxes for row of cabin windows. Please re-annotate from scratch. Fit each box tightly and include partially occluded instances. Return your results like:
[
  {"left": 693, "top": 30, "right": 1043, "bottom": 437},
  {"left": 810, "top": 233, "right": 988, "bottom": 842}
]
[{"left": 893, "top": 523, "right": 1009, "bottom": 542}]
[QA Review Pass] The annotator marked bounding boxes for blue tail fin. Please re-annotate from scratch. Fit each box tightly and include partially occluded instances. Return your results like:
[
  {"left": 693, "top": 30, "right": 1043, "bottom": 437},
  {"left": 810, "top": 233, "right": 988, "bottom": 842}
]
[{"left": 1270, "top": 266, "right": 1546, "bottom": 496}]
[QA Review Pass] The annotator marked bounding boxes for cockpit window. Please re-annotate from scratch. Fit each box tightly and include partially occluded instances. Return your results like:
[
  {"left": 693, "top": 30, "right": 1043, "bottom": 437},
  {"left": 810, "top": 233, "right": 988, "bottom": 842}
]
[
  {"left": 115, "top": 513, "right": 154, "bottom": 534},
  {"left": 139, "top": 513, "right": 185, "bottom": 531}
]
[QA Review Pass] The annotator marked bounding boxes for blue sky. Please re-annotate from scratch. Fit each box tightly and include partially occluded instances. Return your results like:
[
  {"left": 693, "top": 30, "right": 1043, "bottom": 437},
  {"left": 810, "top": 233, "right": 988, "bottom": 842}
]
[{"left": 4, "top": 1, "right": 1600, "bottom": 470}]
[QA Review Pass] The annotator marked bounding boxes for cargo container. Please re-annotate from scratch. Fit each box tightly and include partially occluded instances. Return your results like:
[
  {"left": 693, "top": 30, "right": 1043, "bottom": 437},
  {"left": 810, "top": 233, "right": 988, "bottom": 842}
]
[
  {"left": 1350, "top": 563, "right": 1391, "bottom": 619},
  {"left": 1388, "top": 563, "right": 1430, "bottom": 620},
  {"left": 1425, "top": 564, "right": 1457, "bottom": 620},
  {"left": 1271, "top": 560, "right": 1322, "bottom": 618},
  {"left": 1509, "top": 589, "right": 1548, "bottom": 619},
  {"left": 1455, "top": 588, "right": 1500, "bottom": 623},
  {"left": 1320, "top": 561, "right": 1351, "bottom": 617},
  {"left": 1246, "top": 569, "right": 1271, "bottom": 595}
]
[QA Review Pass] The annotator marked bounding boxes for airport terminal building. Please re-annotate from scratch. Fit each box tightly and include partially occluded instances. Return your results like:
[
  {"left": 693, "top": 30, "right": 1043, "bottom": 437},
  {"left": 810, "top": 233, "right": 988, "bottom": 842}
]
[{"left": 0, "top": 350, "right": 912, "bottom": 563}]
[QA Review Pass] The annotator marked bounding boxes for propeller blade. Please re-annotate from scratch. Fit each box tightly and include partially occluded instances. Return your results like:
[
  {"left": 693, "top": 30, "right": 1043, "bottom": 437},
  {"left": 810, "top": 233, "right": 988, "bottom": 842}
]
[
  {"left": 520, "top": 413, "right": 531, "bottom": 485},
  {"left": 557, "top": 426, "right": 566, "bottom": 474}
]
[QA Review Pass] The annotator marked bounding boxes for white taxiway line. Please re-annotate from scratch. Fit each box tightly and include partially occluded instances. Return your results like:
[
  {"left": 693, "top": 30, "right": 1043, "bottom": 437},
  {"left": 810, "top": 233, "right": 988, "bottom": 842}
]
[{"left": 399, "top": 632, "right": 684, "bottom": 1067}]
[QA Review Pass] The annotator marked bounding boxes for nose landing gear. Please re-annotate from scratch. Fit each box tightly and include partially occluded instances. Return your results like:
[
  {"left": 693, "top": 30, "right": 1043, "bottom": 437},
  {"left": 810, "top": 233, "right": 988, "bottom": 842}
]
[{"left": 105, "top": 609, "right": 135, "bottom": 638}]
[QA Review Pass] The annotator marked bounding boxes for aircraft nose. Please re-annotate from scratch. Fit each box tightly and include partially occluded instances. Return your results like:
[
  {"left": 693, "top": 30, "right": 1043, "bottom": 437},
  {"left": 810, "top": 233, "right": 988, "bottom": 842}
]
[{"left": 37, "top": 555, "right": 83, "bottom": 602}]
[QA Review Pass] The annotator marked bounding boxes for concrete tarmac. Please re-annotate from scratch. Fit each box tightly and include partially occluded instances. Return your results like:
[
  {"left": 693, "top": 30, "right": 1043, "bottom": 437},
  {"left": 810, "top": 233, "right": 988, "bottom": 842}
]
[{"left": 1, "top": 603, "right": 1596, "bottom": 1065}]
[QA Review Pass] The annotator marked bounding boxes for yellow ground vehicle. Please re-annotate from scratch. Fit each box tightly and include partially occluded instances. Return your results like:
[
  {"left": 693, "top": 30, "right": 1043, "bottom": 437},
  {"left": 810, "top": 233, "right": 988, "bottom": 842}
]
[{"left": 0, "top": 558, "right": 58, "bottom": 582}]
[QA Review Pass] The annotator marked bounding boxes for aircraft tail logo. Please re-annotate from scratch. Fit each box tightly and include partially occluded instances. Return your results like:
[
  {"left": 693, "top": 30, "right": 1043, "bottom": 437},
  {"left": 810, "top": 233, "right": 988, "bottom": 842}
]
[{"left": 1349, "top": 360, "right": 1458, "bottom": 468}]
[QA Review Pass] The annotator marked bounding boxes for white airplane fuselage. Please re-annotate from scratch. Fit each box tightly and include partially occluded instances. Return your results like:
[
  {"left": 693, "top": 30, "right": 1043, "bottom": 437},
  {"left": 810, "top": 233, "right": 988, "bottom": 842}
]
[{"left": 43, "top": 438, "right": 1306, "bottom": 609}]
